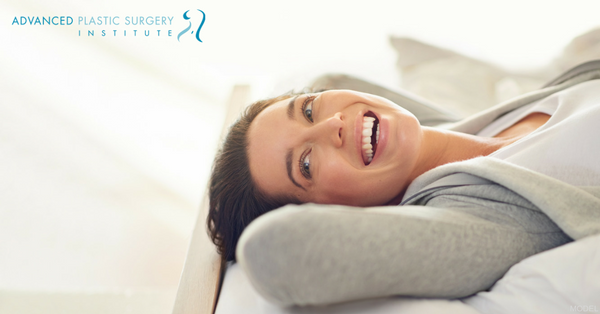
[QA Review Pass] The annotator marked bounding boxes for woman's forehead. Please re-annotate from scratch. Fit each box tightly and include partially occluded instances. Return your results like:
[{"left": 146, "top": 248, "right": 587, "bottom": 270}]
[{"left": 251, "top": 97, "right": 291, "bottom": 127}]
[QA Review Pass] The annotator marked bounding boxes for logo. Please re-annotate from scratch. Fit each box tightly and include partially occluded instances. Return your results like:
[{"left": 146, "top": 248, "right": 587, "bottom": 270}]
[
  {"left": 177, "top": 9, "right": 205, "bottom": 42},
  {"left": 11, "top": 10, "right": 206, "bottom": 43}
]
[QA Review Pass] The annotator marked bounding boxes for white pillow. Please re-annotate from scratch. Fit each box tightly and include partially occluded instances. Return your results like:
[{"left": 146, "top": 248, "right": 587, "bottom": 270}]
[{"left": 389, "top": 37, "right": 546, "bottom": 117}]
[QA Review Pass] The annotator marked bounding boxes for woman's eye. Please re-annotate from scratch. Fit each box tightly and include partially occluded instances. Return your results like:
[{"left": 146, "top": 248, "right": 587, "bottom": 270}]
[
  {"left": 302, "top": 96, "right": 315, "bottom": 122},
  {"left": 299, "top": 150, "right": 311, "bottom": 179}
]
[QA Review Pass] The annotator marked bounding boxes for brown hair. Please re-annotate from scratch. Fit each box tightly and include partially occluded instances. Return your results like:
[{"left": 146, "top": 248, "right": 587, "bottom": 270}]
[{"left": 207, "top": 92, "right": 302, "bottom": 262}]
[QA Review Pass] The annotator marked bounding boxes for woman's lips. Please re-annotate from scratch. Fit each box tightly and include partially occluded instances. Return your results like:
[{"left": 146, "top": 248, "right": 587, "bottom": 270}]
[{"left": 355, "top": 111, "right": 367, "bottom": 165}]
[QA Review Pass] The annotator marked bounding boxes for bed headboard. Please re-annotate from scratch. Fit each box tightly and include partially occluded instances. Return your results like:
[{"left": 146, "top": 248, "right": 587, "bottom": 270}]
[{"left": 172, "top": 85, "right": 251, "bottom": 314}]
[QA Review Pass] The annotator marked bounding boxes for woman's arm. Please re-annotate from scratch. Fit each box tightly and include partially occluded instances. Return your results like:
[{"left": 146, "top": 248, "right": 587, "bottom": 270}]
[{"left": 236, "top": 191, "right": 570, "bottom": 306}]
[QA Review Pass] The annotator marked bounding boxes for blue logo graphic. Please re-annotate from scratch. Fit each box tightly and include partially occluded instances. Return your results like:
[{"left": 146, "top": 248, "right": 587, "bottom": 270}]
[{"left": 177, "top": 9, "right": 205, "bottom": 42}]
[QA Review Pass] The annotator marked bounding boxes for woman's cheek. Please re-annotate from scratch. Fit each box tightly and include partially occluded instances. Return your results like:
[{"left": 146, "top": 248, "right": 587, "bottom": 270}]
[{"left": 318, "top": 166, "right": 363, "bottom": 203}]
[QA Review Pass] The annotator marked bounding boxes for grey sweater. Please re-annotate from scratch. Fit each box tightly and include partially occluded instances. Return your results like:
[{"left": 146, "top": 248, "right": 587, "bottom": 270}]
[{"left": 236, "top": 60, "right": 600, "bottom": 307}]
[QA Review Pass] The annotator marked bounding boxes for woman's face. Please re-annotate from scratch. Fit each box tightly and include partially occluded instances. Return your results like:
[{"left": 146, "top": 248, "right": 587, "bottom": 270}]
[{"left": 247, "top": 90, "right": 423, "bottom": 206}]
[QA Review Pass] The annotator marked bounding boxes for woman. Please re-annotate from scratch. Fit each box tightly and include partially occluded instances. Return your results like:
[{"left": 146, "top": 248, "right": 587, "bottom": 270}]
[{"left": 208, "top": 61, "right": 600, "bottom": 306}]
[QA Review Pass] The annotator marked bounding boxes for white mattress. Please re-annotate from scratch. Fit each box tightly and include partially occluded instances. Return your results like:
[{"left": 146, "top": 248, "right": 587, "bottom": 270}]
[{"left": 215, "top": 234, "right": 600, "bottom": 314}]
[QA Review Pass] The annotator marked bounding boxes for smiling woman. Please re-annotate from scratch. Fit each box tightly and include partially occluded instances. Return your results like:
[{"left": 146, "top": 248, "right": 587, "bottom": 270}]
[
  {"left": 208, "top": 86, "right": 546, "bottom": 263},
  {"left": 207, "top": 61, "right": 600, "bottom": 306}
]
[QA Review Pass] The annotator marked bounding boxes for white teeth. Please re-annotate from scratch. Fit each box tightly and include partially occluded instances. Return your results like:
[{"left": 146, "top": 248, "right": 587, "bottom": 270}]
[{"left": 361, "top": 116, "right": 378, "bottom": 164}]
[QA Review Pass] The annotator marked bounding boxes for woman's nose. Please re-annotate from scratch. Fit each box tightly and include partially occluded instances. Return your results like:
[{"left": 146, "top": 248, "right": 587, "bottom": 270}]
[{"left": 312, "top": 112, "right": 343, "bottom": 148}]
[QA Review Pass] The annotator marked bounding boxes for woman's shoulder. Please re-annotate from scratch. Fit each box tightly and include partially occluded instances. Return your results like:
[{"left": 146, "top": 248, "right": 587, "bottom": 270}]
[{"left": 402, "top": 157, "right": 600, "bottom": 241}]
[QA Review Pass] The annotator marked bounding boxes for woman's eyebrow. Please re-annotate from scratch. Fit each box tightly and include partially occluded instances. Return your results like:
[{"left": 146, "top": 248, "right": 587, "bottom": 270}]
[
  {"left": 286, "top": 149, "right": 306, "bottom": 191},
  {"left": 287, "top": 95, "right": 299, "bottom": 120}
]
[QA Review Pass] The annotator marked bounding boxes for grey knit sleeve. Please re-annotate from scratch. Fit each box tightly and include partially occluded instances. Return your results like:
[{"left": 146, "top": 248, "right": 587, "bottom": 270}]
[{"left": 236, "top": 194, "right": 570, "bottom": 306}]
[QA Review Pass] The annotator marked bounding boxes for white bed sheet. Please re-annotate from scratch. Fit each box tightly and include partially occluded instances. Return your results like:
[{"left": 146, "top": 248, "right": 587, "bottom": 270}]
[
  {"left": 465, "top": 233, "right": 600, "bottom": 314},
  {"left": 215, "top": 234, "right": 600, "bottom": 314},
  {"left": 215, "top": 264, "right": 480, "bottom": 314}
]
